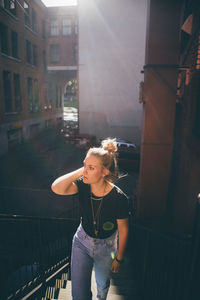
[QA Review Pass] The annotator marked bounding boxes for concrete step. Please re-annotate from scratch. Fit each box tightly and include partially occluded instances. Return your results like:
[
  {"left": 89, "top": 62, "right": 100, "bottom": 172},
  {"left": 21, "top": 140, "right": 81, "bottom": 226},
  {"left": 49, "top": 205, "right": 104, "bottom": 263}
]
[
  {"left": 43, "top": 253, "right": 140, "bottom": 300},
  {"left": 57, "top": 268, "right": 140, "bottom": 300},
  {"left": 58, "top": 280, "right": 72, "bottom": 299},
  {"left": 107, "top": 295, "right": 141, "bottom": 300},
  {"left": 56, "top": 270, "right": 99, "bottom": 300}
]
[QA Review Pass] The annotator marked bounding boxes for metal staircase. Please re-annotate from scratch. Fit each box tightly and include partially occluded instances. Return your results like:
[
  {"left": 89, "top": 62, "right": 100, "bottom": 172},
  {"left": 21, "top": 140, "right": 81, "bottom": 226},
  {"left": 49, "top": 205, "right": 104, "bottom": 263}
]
[{"left": 40, "top": 250, "right": 141, "bottom": 300}]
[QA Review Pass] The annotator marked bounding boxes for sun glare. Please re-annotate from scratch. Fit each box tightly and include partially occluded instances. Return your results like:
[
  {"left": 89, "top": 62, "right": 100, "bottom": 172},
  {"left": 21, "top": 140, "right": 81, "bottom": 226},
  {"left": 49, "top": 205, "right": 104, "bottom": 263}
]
[{"left": 41, "top": 0, "right": 77, "bottom": 7}]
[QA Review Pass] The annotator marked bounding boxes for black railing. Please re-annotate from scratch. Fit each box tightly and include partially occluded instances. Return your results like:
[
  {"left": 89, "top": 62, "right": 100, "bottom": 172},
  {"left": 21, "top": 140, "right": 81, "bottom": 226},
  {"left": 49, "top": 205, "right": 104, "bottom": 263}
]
[
  {"left": 0, "top": 186, "right": 80, "bottom": 219},
  {"left": 0, "top": 214, "right": 79, "bottom": 299},
  {"left": 130, "top": 194, "right": 200, "bottom": 300},
  {"left": 131, "top": 221, "right": 192, "bottom": 300},
  {"left": 186, "top": 195, "right": 200, "bottom": 300},
  {"left": 1, "top": 189, "right": 200, "bottom": 300}
]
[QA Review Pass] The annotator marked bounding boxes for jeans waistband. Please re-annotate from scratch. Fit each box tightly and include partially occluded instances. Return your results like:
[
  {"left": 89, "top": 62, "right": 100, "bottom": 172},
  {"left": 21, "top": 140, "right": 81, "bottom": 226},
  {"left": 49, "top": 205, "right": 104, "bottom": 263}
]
[{"left": 78, "top": 223, "right": 117, "bottom": 243}]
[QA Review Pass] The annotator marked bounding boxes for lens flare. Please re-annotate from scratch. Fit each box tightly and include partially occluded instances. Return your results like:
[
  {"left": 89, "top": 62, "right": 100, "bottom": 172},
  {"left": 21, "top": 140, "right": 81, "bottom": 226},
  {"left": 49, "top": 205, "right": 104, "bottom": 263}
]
[{"left": 110, "top": 251, "right": 115, "bottom": 259}]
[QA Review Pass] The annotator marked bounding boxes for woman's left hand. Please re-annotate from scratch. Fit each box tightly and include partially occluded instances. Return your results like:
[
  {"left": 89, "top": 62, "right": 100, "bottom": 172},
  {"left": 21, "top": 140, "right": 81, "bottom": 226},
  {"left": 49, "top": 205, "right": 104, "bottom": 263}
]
[{"left": 110, "top": 259, "right": 120, "bottom": 273}]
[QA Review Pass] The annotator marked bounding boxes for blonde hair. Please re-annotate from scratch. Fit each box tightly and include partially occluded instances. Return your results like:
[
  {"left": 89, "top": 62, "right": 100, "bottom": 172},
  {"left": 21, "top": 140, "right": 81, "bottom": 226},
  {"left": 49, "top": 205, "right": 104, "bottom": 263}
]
[{"left": 86, "top": 138, "right": 118, "bottom": 182}]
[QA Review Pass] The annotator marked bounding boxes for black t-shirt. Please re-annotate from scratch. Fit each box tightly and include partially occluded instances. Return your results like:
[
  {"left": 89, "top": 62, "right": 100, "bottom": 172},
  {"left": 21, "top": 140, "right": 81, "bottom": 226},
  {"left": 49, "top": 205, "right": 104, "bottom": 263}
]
[{"left": 75, "top": 178, "right": 129, "bottom": 239}]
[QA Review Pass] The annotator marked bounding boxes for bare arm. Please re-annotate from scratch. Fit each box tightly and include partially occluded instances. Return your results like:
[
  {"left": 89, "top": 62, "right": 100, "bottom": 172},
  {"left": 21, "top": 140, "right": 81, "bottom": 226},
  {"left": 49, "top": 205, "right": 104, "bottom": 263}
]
[
  {"left": 51, "top": 167, "right": 84, "bottom": 195},
  {"left": 110, "top": 218, "right": 129, "bottom": 273}
]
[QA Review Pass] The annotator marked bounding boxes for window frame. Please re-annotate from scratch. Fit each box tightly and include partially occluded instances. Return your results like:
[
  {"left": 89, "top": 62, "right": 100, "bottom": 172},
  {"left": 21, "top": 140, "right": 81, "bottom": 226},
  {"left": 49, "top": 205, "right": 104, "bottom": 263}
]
[
  {"left": 27, "top": 77, "right": 33, "bottom": 112},
  {"left": 49, "top": 44, "right": 60, "bottom": 64},
  {"left": 32, "top": 44, "right": 38, "bottom": 66},
  {"left": 42, "top": 20, "right": 46, "bottom": 39},
  {"left": 62, "top": 18, "right": 72, "bottom": 36},
  {"left": 32, "top": 8, "right": 37, "bottom": 32},
  {"left": 26, "top": 40, "right": 32, "bottom": 64},
  {"left": 50, "top": 19, "right": 59, "bottom": 36},
  {"left": 1, "top": 0, "right": 17, "bottom": 16},
  {"left": 3, "top": 70, "right": 12, "bottom": 113},
  {"left": 24, "top": 1, "right": 30, "bottom": 27},
  {"left": 0, "top": 22, "right": 9, "bottom": 55},
  {"left": 74, "top": 17, "right": 78, "bottom": 35},
  {"left": 13, "top": 73, "right": 22, "bottom": 112},
  {"left": 11, "top": 30, "right": 18, "bottom": 59}
]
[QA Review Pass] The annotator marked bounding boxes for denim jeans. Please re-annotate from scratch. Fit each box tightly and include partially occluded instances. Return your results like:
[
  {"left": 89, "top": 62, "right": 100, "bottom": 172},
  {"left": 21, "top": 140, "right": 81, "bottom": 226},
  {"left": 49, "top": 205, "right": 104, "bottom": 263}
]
[{"left": 71, "top": 223, "right": 118, "bottom": 300}]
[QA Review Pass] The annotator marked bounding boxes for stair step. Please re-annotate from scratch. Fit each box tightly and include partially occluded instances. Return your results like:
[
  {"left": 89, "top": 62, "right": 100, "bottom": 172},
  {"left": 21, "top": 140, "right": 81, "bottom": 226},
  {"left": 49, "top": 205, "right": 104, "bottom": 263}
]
[
  {"left": 107, "top": 295, "right": 141, "bottom": 300},
  {"left": 55, "top": 278, "right": 67, "bottom": 289},
  {"left": 56, "top": 269, "right": 139, "bottom": 300},
  {"left": 42, "top": 253, "right": 140, "bottom": 300},
  {"left": 58, "top": 281, "right": 72, "bottom": 299},
  {"left": 45, "top": 286, "right": 59, "bottom": 299}
]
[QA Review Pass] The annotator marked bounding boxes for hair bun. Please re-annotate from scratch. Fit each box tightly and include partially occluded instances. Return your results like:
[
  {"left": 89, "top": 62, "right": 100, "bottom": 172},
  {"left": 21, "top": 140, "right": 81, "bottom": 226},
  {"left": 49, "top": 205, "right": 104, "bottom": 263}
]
[{"left": 101, "top": 138, "right": 117, "bottom": 154}]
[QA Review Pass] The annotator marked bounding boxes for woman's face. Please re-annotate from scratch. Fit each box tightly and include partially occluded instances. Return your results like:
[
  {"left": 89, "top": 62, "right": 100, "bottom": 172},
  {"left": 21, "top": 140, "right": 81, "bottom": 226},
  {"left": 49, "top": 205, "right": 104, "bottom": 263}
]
[{"left": 83, "top": 154, "right": 107, "bottom": 185}]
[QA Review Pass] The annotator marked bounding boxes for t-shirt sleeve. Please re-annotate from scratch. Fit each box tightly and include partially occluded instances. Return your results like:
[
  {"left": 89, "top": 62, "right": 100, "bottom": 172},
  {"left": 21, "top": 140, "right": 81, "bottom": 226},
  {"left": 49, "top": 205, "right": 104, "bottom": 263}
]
[
  {"left": 74, "top": 177, "right": 83, "bottom": 192},
  {"left": 116, "top": 190, "right": 129, "bottom": 219},
  {"left": 74, "top": 177, "right": 90, "bottom": 196}
]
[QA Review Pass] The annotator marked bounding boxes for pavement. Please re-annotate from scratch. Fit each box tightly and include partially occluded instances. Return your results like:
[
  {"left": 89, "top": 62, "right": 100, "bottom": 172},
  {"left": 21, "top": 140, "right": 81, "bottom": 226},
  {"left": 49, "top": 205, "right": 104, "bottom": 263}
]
[
  {"left": 0, "top": 129, "right": 86, "bottom": 190},
  {"left": 0, "top": 129, "right": 138, "bottom": 217}
]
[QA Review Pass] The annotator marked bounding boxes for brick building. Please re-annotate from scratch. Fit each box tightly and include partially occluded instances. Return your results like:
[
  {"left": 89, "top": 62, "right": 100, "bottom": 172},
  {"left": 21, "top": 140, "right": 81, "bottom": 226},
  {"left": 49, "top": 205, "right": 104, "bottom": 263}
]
[
  {"left": 47, "top": 5, "right": 78, "bottom": 107},
  {"left": 138, "top": 0, "right": 200, "bottom": 234},
  {"left": 0, "top": 0, "right": 78, "bottom": 155}
]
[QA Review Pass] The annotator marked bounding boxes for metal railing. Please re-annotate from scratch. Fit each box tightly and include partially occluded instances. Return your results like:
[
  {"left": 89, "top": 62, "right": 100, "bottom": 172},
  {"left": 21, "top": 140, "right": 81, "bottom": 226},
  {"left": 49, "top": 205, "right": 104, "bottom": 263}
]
[
  {"left": 0, "top": 214, "right": 79, "bottom": 299},
  {"left": 130, "top": 194, "right": 200, "bottom": 300},
  {"left": 186, "top": 195, "right": 200, "bottom": 300},
  {"left": 1, "top": 187, "right": 200, "bottom": 300},
  {"left": 0, "top": 186, "right": 80, "bottom": 219},
  {"left": 131, "top": 221, "right": 192, "bottom": 300}
]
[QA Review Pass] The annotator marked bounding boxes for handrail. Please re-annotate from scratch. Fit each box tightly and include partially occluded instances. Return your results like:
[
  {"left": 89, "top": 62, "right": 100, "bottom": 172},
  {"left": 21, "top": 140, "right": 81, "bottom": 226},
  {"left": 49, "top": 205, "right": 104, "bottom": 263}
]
[
  {"left": 0, "top": 213, "right": 78, "bottom": 221},
  {"left": 1, "top": 193, "right": 200, "bottom": 300},
  {"left": 131, "top": 220, "right": 192, "bottom": 300},
  {"left": 0, "top": 214, "right": 79, "bottom": 299}
]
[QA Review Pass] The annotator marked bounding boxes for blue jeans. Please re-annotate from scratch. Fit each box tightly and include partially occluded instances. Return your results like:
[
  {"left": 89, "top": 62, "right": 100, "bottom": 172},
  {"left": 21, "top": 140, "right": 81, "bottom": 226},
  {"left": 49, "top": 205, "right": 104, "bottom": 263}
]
[{"left": 71, "top": 223, "right": 118, "bottom": 300}]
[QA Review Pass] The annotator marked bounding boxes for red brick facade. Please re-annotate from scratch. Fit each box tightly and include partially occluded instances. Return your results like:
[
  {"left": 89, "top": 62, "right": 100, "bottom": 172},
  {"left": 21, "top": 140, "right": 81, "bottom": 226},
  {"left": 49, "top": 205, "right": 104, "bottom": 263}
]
[{"left": 0, "top": 0, "right": 78, "bottom": 155}]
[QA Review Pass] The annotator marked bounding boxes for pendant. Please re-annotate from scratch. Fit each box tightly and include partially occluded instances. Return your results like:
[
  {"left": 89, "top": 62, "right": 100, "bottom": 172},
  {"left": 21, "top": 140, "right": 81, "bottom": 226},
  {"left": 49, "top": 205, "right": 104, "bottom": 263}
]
[
  {"left": 93, "top": 221, "right": 96, "bottom": 225},
  {"left": 95, "top": 229, "right": 98, "bottom": 236}
]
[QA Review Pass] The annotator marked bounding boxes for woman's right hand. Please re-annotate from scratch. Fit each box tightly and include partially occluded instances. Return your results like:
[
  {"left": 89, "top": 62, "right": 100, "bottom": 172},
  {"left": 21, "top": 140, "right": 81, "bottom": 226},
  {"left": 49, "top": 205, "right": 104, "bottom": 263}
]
[{"left": 51, "top": 167, "right": 84, "bottom": 195}]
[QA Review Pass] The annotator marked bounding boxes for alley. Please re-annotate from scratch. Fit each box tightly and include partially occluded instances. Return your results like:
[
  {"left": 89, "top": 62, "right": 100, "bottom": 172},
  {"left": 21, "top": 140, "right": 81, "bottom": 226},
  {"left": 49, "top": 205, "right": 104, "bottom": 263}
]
[{"left": 0, "top": 128, "right": 138, "bottom": 217}]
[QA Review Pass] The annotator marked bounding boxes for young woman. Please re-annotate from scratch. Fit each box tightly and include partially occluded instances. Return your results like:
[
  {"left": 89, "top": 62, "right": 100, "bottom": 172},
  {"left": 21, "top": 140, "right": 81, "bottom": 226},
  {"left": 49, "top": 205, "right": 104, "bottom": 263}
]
[{"left": 51, "top": 138, "right": 129, "bottom": 300}]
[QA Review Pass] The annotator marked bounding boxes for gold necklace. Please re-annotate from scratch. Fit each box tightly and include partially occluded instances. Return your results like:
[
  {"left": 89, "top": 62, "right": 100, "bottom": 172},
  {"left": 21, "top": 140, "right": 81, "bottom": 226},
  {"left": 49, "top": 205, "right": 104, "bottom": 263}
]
[
  {"left": 90, "top": 195, "right": 104, "bottom": 201},
  {"left": 90, "top": 184, "right": 106, "bottom": 237}
]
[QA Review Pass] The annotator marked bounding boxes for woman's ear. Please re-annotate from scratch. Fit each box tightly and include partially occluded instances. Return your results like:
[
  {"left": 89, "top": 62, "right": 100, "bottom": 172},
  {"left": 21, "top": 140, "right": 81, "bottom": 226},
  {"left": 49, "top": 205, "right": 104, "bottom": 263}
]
[{"left": 102, "top": 168, "right": 109, "bottom": 178}]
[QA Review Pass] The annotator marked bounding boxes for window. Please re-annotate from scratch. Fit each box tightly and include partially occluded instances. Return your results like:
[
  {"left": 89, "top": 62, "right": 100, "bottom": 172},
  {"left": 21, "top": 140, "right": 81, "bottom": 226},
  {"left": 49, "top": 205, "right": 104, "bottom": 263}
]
[
  {"left": 55, "top": 86, "right": 62, "bottom": 108},
  {"left": 43, "top": 50, "right": 46, "bottom": 70},
  {"left": 74, "top": 18, "right": 78, "bottom": 34},
  {"left": 27, "top": 77, "right": 39, "bottom": 112},
  {"left": 13, "top": 73, "right": 21, "bottom": 112},
  {"left": 73, "top": 44, "right": 77, "bottom": 65},
  {"left": 24, "top": 1, "right": 30, "bottom": 27},
  {"left": 50, "top": 19, "right": 59, "bottom": 36},
  {"left": 48, "top": 83, "right": 53, "bottom": 106},
  {"left": 42, "top": 20, "right": 46, "bottom": 39},
  {"left": 62, "top": 18, "right": 72, "bottom": 35},
  {"left": 50, "top": 44, "right": 60, "bottom": 63},
  {"left": 11, "top": 30, "right": 18, "bottom": 58},
  {"left": 59, "top": 86, "right": 62, "bottom": 107},
  {"left": 32, "top": 9, "right": 37, "bottom": 32},
  {"left": 1, "top": 0, "right": 16, "bottom": 15},
  {"left": 27, "top": 77, "right": 33, "bottom": 111},
  {"left": 0, "top": 22, "right": 9, "bottom": 55},
  {"left": 3, "top": 71, "right": 12, "bottom": 113},
  {"left": 26, "top": 40, "right": 32, "bottom": 64},
  {"left": 33, "top": 79, "right": 39, "bottom": 111},
  {"left": 55, "top": 85, "right": 59, "bottom": 108},
  {"left": 32, "top": 44, "right": 38, "bottom": 66}
]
